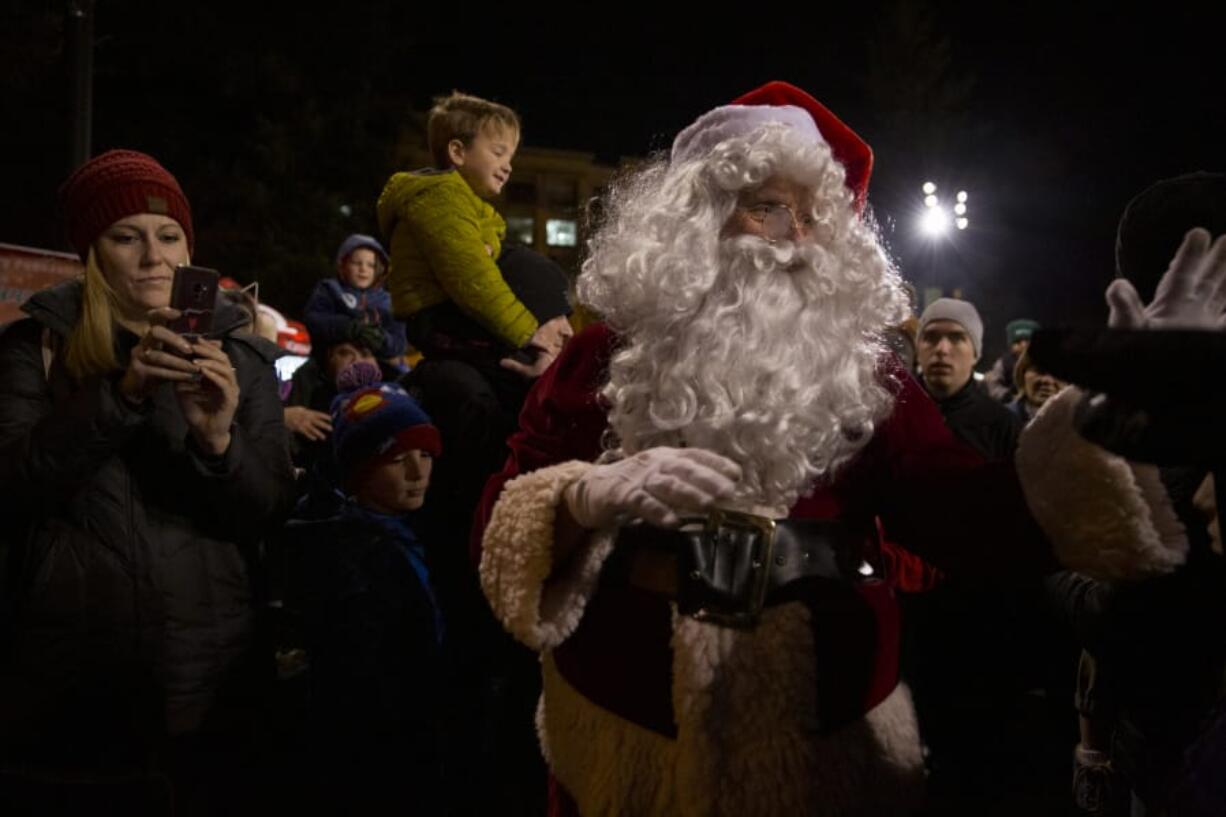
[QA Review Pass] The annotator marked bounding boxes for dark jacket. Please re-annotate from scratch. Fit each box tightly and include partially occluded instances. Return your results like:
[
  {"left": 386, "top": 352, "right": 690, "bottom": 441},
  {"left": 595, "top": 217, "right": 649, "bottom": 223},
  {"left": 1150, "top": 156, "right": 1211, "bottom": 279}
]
[
  {"left": 285, "top": 503, "right": 444, "bottom": 805},
  {"left": 302, "top": 278, "right": 408, "bottom": 360},
  {"left": 1007, "top": 395, "right": 1036, "bottom": 425},
  {"left": 930, "top": 378, "right": 1023, "bottom": 460},
  {"left": 0, "top": 280, "right": 296, "bottom": 765},
  {"left": 983, "top": 351, "right": 1019, "bottom": 402},
  {"left": 1030, "top": 327, "right": 1226, "bottom": 466}
]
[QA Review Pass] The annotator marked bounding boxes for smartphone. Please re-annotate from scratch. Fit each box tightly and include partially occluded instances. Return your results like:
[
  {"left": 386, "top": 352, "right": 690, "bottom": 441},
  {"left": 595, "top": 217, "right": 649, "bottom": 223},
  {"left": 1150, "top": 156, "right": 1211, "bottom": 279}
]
[
  {"left": 508, "top": 346, "right": 541, "bottom": 367},
  {"left": 168, "top": 264, "right": 220, "bottom": 339}
]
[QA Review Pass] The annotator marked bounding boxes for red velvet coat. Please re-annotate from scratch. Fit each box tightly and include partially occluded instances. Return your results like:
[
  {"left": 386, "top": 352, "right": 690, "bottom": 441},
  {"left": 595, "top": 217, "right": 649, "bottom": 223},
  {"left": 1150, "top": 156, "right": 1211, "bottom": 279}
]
[{"left": 474, "top": 322, "right": 1055, "bottom": 736}]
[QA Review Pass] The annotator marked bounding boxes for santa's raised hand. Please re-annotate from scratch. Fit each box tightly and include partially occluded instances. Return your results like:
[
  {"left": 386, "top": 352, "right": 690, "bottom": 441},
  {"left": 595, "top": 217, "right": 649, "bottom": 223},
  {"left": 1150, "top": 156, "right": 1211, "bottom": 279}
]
[{"left": 1106, "top": 227, "right": 1226, "bottom": 330}]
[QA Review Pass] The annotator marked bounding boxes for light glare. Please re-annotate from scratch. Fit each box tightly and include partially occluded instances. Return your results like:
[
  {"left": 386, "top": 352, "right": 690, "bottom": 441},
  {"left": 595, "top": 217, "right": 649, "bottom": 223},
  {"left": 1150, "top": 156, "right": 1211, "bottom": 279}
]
[{"left": 921, "top": 207, "right": 950, "bottom": 236}]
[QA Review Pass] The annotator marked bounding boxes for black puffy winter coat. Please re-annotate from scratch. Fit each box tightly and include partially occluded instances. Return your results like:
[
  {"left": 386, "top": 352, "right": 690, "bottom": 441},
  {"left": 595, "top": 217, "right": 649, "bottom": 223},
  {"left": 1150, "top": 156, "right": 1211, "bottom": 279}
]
[{"left": 0, "top": 280, "right": 296, "bottom": 765}]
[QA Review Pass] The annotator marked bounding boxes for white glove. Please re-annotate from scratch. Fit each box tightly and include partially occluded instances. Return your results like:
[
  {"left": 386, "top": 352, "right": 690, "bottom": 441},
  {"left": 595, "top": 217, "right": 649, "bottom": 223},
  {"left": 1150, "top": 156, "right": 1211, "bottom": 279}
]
[
  {"left": 563, "top": 447, "right": 742, "bottom": 530},
  {"left": 1106, "top": 228, "right": 1226, "bottom": 330}
]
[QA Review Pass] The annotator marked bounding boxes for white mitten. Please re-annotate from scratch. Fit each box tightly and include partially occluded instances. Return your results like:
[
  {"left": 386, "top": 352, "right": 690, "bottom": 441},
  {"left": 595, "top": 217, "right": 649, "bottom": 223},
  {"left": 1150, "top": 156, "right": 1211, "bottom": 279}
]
[
  {"left": 1106, "top": 228, "right": 1226, "bottom": 330},
  {"left": 562, "top": 446, "right": 742, "bottom": 530}
]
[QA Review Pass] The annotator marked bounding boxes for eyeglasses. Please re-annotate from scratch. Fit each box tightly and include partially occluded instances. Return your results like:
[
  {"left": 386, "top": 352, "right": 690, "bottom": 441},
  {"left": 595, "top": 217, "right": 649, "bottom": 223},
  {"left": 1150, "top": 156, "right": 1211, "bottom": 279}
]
[{"left": 740, "top": 202, "right": 816, "bottom": 242}]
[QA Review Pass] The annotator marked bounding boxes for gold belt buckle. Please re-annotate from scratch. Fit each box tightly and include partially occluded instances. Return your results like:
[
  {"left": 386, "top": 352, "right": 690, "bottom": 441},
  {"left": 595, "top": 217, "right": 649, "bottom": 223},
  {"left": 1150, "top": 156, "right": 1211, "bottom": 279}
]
[{"left": 688, "top": 508, "right": 777, "bottom": 628}]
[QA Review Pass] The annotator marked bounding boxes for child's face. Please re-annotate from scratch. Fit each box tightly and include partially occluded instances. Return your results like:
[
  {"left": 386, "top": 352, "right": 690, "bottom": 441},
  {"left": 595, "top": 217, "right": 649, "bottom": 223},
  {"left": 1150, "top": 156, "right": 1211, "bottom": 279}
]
[
  {"left": 339, "top": 247, "right": 380, "bottom": 290},
  {"left": 356, "top": 449, "right": 434, "bottom": 513},
  {"left": 325, "top": 341, "right": 377, "bottom": 381},
  {"left": 449, "top": 125, "right": 518, "bottom": 199}
]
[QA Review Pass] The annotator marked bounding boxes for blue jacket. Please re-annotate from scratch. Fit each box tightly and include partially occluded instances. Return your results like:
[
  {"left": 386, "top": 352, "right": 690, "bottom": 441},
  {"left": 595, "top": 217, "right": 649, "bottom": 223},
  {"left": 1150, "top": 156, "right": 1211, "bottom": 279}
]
[
  {"left": 289, "top": 502, "right": 443, "bottom": 716},
  {"left": 284, "top": 501, "right": 444, "bottom": 797},
  {"left": 303, "top": 279, "right": 408, "bottom": 359}
]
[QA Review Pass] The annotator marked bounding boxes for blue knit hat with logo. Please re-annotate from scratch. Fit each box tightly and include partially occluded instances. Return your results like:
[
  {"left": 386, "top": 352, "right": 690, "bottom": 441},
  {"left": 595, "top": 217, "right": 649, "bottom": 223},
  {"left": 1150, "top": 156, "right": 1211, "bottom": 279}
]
[{"left": 331, "top": 362, "right": 441, "bottom": 484}]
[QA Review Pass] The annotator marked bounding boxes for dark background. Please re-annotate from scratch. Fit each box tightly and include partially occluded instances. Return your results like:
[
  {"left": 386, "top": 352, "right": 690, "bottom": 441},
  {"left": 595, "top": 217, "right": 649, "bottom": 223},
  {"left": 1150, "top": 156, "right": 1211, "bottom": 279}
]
[{"left": 3, "top": 1, "right": 1223, "bottom": 364}]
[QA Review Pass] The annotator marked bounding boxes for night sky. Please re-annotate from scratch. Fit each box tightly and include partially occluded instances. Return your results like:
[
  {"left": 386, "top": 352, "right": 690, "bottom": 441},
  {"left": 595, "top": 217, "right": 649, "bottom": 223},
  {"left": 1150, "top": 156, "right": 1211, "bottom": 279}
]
[{"left": 4, "top": 2, "right": 1223, "bottom": 363}]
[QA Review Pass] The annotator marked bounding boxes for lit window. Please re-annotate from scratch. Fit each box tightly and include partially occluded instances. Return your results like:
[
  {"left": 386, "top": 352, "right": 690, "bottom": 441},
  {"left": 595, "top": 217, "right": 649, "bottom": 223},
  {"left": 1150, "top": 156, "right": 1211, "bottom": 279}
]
[
  {"left": 506, "top": 216, "right": 535, "bottom": 246},
  {"left": 546, "top": 219, "right": 577, "bottom": 247}
]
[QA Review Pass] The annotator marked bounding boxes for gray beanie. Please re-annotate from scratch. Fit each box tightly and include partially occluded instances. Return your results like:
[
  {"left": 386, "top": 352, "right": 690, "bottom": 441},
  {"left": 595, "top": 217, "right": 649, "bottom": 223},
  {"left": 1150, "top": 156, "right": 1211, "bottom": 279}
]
[{"left": 919, "top": 298, "right": 983, "bottom": 357}]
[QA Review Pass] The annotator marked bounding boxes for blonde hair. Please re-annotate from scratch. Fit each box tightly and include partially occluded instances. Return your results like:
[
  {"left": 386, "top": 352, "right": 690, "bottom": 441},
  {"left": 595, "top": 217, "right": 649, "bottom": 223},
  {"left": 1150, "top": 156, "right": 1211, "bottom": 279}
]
[
  {"left": 427, "top": 91, "right": 520, "bottom": 169},
  {"left": 64, "top": 250, "right": 120, "bottom": 379}
]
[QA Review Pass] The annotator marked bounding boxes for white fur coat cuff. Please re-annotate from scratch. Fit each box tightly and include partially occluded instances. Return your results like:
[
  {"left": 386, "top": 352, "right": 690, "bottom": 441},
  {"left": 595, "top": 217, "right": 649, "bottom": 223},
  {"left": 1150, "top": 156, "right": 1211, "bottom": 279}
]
[
  {"left": 479, "top": 460, "right": 618, "bottom": 651},
  {"left": 1016, "top": 386, "right": 1187, "bottom": 581}
]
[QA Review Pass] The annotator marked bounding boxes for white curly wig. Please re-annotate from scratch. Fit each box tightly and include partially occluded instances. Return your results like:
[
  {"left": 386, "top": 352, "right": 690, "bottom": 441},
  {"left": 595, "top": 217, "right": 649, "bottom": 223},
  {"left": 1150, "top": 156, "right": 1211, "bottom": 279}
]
[{"left": 577, "top": 123, "right": 909, "bottom": 509}]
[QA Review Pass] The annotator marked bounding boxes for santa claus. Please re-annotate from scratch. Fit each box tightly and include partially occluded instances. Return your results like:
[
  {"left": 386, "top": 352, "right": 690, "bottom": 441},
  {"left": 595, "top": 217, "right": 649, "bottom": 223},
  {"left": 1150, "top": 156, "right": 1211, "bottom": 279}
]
[{"left": 474, "top": 81, "right": 1192, "bottom": 816}]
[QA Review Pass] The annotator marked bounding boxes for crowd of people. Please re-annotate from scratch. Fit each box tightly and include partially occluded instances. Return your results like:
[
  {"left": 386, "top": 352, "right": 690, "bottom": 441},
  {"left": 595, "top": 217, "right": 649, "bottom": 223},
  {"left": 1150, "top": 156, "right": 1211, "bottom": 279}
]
[{"left": 1, "top": 83, "right": 1224, "bottom": 817}]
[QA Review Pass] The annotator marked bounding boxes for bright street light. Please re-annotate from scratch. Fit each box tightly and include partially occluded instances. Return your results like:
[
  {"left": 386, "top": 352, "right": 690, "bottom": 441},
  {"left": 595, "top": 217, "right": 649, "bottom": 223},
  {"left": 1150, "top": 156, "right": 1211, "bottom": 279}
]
[
  {"left": 917, "top": 182, "right": 969, "bottom": 237},
  {"left": 921, "top": 206, "right": 951, "bottom": 236}
]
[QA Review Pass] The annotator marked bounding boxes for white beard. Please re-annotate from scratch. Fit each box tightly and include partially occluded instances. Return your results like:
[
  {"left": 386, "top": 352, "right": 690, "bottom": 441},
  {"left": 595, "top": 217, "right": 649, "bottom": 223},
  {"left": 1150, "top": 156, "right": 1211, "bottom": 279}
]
[{"left": 603, "top": 236, "right": 898, "bottom": 510}]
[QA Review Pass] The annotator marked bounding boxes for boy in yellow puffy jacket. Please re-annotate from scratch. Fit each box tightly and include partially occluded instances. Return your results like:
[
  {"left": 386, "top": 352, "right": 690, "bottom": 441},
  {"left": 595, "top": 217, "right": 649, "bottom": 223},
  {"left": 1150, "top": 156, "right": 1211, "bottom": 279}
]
[
  {"left": 377, "top": 93, "right": 572, "bottom": 812},
  {"left": 377, "top": 92, "right": 571, "bottom": 378}
]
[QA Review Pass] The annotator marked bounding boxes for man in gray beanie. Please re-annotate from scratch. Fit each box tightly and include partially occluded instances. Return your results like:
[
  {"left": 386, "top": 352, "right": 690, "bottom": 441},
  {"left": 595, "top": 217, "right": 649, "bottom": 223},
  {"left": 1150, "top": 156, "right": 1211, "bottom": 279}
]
[
  {"left": 917, "top": 297, "right": 1020, "bottom": 460},
  {"left": 910, "top": 300, "right": 1040, "bottom": 810}
]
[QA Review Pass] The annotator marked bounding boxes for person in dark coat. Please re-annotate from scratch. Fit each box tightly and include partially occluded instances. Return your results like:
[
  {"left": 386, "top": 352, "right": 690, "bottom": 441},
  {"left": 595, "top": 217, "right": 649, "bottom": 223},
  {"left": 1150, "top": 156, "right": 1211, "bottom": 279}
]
[
  {"left": 911, "top": 298, "right": 1071, "bottom": 810},
  {"left": 301, "top": 233, "right": 408, "bottom": 363},
  {"left": 283, "top": 335, "right": 402, "bottom": 484},
  {"left": 984, "top": 318, "right": 1040, "bottom": 403},
  {"left": 1033, "top": 172, "right": 1226, "bottom": 816},
  {"left": 284, "top": 361, "right": 445, "bottom": 814},
  {"left": 917, "top": 297, "right": 1022, "bottom": 460},
  {"left": 0, "top": 150, "right": 297, "bottom": 815},
  {"left": 400, "top": 244, "right": 577, "bottom": 817}
]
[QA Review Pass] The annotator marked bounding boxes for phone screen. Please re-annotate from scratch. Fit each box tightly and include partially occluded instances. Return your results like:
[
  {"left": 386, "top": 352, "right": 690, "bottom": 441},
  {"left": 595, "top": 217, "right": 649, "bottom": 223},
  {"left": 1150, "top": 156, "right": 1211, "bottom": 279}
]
[{"left": 168, "top": 265, "right": 220, "bottom": 338}]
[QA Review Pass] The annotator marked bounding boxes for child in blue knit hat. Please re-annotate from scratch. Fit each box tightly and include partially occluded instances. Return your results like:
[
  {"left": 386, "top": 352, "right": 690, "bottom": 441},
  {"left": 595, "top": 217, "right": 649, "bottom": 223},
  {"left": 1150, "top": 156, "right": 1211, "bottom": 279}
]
[
  {"left": 302, "top": 233, "right": 410, "bottom": 363},
  {"left": 285, "top": 360, "right": 445, "bottom": 810}
]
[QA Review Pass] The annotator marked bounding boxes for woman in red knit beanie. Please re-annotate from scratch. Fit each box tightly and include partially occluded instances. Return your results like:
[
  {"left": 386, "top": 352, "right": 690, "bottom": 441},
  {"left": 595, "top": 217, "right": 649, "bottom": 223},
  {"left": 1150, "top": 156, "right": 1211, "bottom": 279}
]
[
  {"left": 57, "top": 149, "right": 196, "bottom": 380},
  {"left": 0, "top": 150, "right": 296, "bottom": 815}
]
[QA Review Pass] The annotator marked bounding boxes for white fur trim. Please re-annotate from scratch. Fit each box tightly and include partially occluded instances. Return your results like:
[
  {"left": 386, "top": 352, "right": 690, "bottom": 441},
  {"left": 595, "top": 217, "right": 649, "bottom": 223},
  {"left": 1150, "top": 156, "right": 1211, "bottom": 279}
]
[
  {"left": 1016, "top": 386, "right": 1187, "bottom": 581},
  {"left": 538, "top": 615, "right": 924, "bottom": 817},
  {"left": 539, "top": 654, "right": 680, "bottom": 816},
  {"left": 479, "top": 461, "right": 618, "bottom": 650},
  {"left": 672, "top": 104, "right": 822, "bottom": 164},
  {"left": 672, "top": 603, "right": 924, "bottom": 817}
]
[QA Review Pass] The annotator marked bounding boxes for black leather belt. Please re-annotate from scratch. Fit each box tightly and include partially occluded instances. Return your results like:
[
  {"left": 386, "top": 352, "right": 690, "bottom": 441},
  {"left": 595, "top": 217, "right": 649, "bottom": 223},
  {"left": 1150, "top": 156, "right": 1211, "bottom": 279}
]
[{"left": 610, "top": 509, "right": 870, "bottom": 628}]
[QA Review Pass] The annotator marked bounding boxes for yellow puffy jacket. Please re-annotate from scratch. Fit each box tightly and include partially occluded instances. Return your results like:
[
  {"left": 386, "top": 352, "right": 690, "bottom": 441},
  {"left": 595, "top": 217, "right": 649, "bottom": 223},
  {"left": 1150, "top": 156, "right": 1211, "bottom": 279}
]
[{"left": 377, "top": 169, "right": 537, "bottom": 349}]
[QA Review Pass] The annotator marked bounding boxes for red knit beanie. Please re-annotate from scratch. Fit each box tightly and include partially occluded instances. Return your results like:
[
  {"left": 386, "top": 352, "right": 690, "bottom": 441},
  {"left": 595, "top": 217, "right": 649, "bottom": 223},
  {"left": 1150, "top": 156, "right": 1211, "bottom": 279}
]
[{"left": 58, "top": 149, "right": 195, "bottom": 261}]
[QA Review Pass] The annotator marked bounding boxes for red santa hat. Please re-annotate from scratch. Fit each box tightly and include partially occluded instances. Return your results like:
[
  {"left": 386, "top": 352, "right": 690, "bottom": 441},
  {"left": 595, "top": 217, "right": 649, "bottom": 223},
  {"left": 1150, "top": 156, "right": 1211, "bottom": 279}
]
[{"left": 671, "top": 81, "right": 873, "bottom": 213}]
